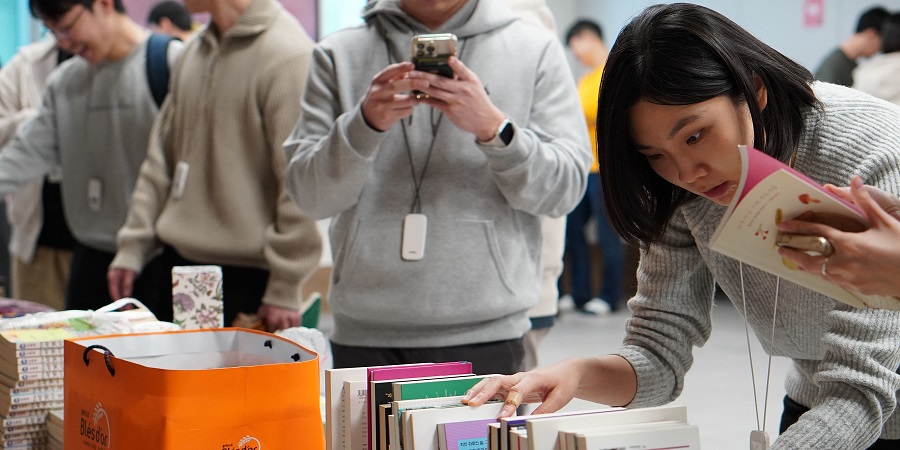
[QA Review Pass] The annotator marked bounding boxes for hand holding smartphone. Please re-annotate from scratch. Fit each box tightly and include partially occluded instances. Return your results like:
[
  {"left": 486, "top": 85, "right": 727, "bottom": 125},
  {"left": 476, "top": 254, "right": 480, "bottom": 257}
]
[{"left": 410, "top": 33, "right": 458, "bottom": 98}]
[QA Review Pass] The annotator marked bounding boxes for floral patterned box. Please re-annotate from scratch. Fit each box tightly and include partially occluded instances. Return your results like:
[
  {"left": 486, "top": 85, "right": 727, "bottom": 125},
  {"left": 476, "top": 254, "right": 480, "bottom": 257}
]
[{"left": 172, "top": 265, "right": 224, "bottom": 330}]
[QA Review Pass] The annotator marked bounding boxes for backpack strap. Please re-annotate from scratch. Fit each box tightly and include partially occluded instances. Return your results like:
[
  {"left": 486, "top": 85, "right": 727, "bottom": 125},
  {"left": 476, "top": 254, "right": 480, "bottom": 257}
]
[{"left": 146, "top": 34, "right": 174, "bottom": 108}]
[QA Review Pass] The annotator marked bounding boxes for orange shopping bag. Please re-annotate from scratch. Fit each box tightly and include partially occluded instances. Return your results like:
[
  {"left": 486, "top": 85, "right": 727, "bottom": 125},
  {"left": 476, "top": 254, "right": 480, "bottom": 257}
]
[{"left": 64, "top": 328, "right": 324, "bottom": 449}]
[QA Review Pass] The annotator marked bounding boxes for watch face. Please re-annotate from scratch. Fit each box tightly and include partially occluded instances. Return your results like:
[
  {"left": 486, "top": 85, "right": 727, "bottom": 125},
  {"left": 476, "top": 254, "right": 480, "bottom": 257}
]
[{"left": 499, "top": 121, "right": 514, "bottom": 145}]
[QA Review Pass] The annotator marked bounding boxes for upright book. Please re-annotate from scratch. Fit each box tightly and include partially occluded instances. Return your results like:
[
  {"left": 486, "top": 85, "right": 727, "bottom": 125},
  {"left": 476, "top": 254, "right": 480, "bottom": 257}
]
[
  {"left": 367, "top": 362, "right": 473, "bottom": 450},
  {"left": 709, "top": 145, "right": 900, "bottom": 310},
  {"left": 437, "top": 418, "right": 497, "bottom": 450}
]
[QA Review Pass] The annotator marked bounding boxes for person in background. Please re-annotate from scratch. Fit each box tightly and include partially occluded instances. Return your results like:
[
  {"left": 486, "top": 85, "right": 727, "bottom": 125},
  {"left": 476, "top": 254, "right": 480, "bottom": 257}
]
[
  {"left": 778, "top": 176, "right": 900, "bottom": 299},
  {"left": 109, "top": 0, "right": 322, "bottom": 332},
  {"left": 559, "top": 19, "right": 624, "bottom": 314},
  {"left": 0, "top": 35, "right": 74, "bottom": 309},
  {"left": 0, "top": 0, "right": 181, "bottom": 312},
  {"left": 853, "top": 12, "right": 900, "bottom": 106},
  {"left": 465, "top": 4, "right": 900, "bottom": 449},
  {"left": 815, "top": 6, "right": 889, "bottom": 86},
  {"left": 284, "top": 0, "right": 590, "bottom": 375},
  {"left": 505, "top": 0, "right": 567, "bottom": 373},
  {"left": 147, "top": 0, "right": 194, "bottom": 41}
]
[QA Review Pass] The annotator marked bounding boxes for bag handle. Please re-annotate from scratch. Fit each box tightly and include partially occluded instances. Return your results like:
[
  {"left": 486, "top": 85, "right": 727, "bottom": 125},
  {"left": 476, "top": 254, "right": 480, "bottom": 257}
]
[{"left": 83, "top": 344, "right": 116, "bottom": 377}]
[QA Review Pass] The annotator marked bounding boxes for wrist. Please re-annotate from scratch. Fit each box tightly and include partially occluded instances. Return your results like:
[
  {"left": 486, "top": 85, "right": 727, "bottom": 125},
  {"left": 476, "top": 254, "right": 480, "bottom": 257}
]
[{"left": 477, "top": 117, "right": 514, "bottom": 147}]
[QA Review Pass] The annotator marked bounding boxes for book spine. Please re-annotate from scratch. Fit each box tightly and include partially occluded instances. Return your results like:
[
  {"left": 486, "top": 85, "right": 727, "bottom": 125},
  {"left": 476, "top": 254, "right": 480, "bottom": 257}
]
[
  {"left": 10, "top": 348, "right": 64, "bottom": 359},
  {"left": 1, "top": 429, "right": 44, "bottom": 441},
  {"left": 7, "top": 356, "right": 63, "bottom": 366},
  {"left": 9, "top": 390, "right": 65, "bottom": 405},
  {"left": 8, "top": 340, "right": 64, "bottom": 350},
  {"left": 0, "top": 378, "right": 64, "bottom": 390},
  {"left": 10, "top": 362, "right": 65, "bottom": 375},
  {"left": 3, "top": 385, "right": 64, "bottom": 396},
  {"left": 0, "top": 414, "right": 45, "bottom": 427},
  {"left": 0, "top": 435, "right": 47, "bottom": 447},
  {"left": 11, "top": 370, "right": 63, "bottom": 381},
  {"left": 0, "top": 423, "right": 44, "bottom": 435},
  {"left": 4, "top": 400, "right": 64, "bottom": 413}
]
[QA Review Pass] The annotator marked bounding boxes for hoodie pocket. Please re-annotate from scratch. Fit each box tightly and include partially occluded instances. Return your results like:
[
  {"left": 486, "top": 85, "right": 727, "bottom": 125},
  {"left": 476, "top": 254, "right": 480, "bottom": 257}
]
[{"left": 333, "top": 218, "right": 518, "bottom": 320}]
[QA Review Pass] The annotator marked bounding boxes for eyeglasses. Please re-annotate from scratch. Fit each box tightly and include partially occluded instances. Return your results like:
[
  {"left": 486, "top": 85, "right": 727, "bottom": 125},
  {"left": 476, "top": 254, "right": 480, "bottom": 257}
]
[{"left": 49, "top": 6, "right": 86, "bottom": 39}]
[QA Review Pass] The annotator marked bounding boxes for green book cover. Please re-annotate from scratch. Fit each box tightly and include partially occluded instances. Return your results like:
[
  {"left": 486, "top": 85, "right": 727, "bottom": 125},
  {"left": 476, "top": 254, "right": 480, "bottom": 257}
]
[{"left": 392, "top": 375, "right": 490, "bottom": 402}]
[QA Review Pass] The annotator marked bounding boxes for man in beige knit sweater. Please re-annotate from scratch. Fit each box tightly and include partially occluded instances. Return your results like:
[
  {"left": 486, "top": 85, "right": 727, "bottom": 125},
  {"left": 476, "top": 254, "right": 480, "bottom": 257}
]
[{"left": 109, "top": 0, "right": 322, "bottom": 331}]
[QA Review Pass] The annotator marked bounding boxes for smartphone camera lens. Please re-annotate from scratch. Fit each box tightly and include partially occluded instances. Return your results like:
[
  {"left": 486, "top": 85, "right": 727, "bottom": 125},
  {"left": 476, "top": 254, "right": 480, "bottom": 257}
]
[{"left": 426, "top": 45, "right": 435, "bottom": 54}]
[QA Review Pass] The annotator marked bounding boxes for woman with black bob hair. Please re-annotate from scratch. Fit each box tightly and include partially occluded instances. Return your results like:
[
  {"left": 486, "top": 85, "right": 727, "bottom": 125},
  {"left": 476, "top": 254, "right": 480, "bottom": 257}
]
[
  {"left": 598, "top": 2, "right": 818, "bottom": 244},
  {"left": 463, "top": 4, "right": 900, "bottom": 449}
]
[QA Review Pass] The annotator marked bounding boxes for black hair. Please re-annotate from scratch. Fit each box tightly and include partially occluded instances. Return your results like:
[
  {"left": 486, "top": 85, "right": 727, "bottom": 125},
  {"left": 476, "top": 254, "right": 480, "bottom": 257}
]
[
  {"left": 565, "top": 19, "right": 603, "bottom": 46},
  {"left": 597, "top": 3, "right": 819, "bottom": 247},
  {"left": 147, "top": 1, "right": 192, "bottom": 32},
  {"left": 30, "top": 0, "right": 126, "bottom": 22},
  {"left": 856, "top": 6, "right": 890, "bottom": 33},
  {"left": 881, "top": 12, "right": 900, "bottom": 53}
]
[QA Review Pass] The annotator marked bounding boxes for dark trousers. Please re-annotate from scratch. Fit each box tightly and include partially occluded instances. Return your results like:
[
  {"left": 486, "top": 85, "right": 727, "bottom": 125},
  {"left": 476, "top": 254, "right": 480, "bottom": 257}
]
[
  {"left": 66, "top": 242, "right": 163, "bottom": 313},
  {"left": 563, "top": 173, "right": 624, "bottom": 308},
  {"left": 149, "top": 245, "right": 269, "bottom": 325},
  {"left": 331, "top": 338, "right": 525, "bottom": 375},
  {"left": 780, "top": 396, "right": 897, "bottom": 449}
]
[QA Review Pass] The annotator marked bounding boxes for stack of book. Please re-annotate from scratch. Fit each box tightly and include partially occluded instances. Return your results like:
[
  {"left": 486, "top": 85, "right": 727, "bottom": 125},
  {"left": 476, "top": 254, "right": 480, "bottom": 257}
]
[
  {"left": 491, "top": 404, "right": 699, "bottom": 450},
  {"left": 0, "top": 328, "right": 73, "bottom": 449},
  {"left": 0, "top": 298, "right": 179, "bottom": 449},
  {"left": 325, "top": 363, "right": 700, "bottom": 450},
  {"left": 46, "top": 409, "right": 63, "bottom": 450}
]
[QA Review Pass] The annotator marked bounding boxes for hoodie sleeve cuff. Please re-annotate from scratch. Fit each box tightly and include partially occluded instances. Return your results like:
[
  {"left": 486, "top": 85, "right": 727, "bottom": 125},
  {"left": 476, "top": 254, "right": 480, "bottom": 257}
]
[{"left": 346, "top": 104, "right": 389, "bottom": 159}]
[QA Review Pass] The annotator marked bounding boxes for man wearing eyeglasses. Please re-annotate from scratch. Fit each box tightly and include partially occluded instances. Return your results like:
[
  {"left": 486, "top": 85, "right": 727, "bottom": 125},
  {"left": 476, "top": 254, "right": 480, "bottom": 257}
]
[{"left": 0, "top": 0, "right": 181, "bottom": 313}]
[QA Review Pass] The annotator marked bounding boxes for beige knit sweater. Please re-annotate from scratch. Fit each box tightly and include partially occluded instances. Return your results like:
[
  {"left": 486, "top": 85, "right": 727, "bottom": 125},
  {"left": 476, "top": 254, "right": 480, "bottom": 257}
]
[{"left": 112, "top": 0, "right": 322, "bottom": 310}]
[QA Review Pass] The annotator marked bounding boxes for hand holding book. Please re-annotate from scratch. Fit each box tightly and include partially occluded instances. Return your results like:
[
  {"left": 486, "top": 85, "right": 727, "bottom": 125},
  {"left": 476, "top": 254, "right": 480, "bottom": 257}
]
[
  {"left": 777, "top": 176, "right": 900, "bottom": 298},
  {"left": 708, "top": 146, "right": 900, "bottom": 310}
]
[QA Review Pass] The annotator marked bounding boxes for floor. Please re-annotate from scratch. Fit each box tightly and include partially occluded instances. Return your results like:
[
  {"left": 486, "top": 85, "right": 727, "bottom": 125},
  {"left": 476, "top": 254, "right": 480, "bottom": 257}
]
[{"left": 319, "top": 294, "right": 792, "bottom": 449}]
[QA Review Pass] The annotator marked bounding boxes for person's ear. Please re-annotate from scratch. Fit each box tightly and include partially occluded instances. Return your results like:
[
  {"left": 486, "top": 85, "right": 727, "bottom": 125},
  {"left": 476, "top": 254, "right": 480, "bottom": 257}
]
[{"left": 753, "top": 74, "right": 768, "bottom": 112}]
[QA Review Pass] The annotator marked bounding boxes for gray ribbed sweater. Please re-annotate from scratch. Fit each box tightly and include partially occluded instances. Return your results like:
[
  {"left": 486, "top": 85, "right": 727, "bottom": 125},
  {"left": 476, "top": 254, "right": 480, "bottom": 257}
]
[{"left": 617, "top": 82, "right": 900, "bottom": 449}]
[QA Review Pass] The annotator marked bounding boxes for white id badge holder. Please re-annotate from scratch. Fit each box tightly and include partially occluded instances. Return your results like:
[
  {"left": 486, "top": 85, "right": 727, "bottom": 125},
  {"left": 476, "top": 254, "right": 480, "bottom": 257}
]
[
  {"left": 87, "top": 178, "right": 102, "bottom": 212},
  {"left": 750, "top": 430, "right": 770, "bottom": 450},
  {"left": 171, "top": 161, "right": 189, "bottom": 199},
  {"left": 401, "top": 213, "right": 427, "bottom": 261}
]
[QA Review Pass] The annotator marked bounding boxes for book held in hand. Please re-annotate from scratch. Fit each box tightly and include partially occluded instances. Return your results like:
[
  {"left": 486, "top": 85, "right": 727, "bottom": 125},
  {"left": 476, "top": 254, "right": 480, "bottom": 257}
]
[{"left": 709, "top": 145, "right": 900, "bottom": 310}]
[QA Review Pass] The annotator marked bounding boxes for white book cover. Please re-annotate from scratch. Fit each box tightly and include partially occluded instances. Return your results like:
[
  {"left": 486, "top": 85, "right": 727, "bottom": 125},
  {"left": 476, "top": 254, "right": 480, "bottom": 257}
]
[
  {"left": 561, "top": 420, "right": 683, "bottom": 450},
  {"left": 500, "top": 408, "right": 619, "bottom": 450},
  {"left": 394, "top": 396, "right": 473, "bottom": 450},
  {"left": 344, "top": 380, "right": 369, "bottom": 450},
  {"left": 327, "top": 367, "right": 368, "bottom": 450},
  {"left": 575, "top": 422, "right": 700, "bottom": 450},
  {"left": 708, "top": 145, "right": 899, "bottom": 310},
  {"left": 526, "top": 405, "right": 688, "bottom": 450},
  {"left": 406, "top": 401, "right": 506, "bottom": 450}
]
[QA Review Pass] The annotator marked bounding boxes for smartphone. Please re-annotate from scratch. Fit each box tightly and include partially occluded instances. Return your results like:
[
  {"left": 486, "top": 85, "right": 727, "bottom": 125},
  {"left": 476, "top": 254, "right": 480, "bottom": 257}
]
[
  {"left": 775, "top": 233, "right": 834, "bottom": 256},
  {"left": 411, "top": 33, "right": 458, "bottom": 98}
]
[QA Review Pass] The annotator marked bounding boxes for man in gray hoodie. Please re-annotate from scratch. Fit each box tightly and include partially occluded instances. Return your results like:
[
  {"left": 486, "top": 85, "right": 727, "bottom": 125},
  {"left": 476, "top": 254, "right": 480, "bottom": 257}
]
[{"left": 284, "top": 0, "right": 591, "bottom": 374}]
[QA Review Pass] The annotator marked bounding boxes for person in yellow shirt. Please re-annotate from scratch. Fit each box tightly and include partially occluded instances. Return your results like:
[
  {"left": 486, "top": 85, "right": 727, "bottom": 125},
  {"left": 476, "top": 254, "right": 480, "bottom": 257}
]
[{"left": 561, "top": 19, "right": 624, "bottom": 314}]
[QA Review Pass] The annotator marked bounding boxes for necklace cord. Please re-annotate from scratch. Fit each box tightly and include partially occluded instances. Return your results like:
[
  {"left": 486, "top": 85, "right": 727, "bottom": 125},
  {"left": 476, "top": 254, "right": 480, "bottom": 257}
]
[{"left": 738, "top": 263, "right": 777, "bottom": 433}]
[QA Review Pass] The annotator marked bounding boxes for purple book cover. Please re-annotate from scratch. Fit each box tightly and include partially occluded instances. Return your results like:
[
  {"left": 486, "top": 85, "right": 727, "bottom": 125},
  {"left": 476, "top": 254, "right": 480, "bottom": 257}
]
[{"left": 441, "top": 418, "right": 497, "bottom": 450}]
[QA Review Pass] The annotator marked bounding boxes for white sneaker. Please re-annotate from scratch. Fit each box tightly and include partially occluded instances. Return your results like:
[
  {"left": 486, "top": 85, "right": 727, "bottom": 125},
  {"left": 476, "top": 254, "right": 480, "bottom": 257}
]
[
  {"left": 558, "top": 294, "right": 575, "bottom": 311},
  {"left": 577, "top": 298, "right": 611, "bottom": 316}
]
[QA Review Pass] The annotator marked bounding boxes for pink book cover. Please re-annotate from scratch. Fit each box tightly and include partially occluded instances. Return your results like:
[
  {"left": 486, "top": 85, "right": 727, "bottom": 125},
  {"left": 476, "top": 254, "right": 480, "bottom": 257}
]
[
  {"left": 710, "top": 145, "right": 899, "bottom": 310},
  {"left": 366, "top": 361, "right": 473, "bottom": 449},
  {"left": 367, "top": 361, "right": 472, "bottom": 382},
  {"left": 440, "top": 418, "right": 496, "bottom": 450}
]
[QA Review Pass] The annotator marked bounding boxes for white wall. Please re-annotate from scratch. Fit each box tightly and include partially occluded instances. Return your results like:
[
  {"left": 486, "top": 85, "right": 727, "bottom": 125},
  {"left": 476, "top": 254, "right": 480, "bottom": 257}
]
[{"left": 546, "top": 0, "right": 900, "bottom": 72}]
